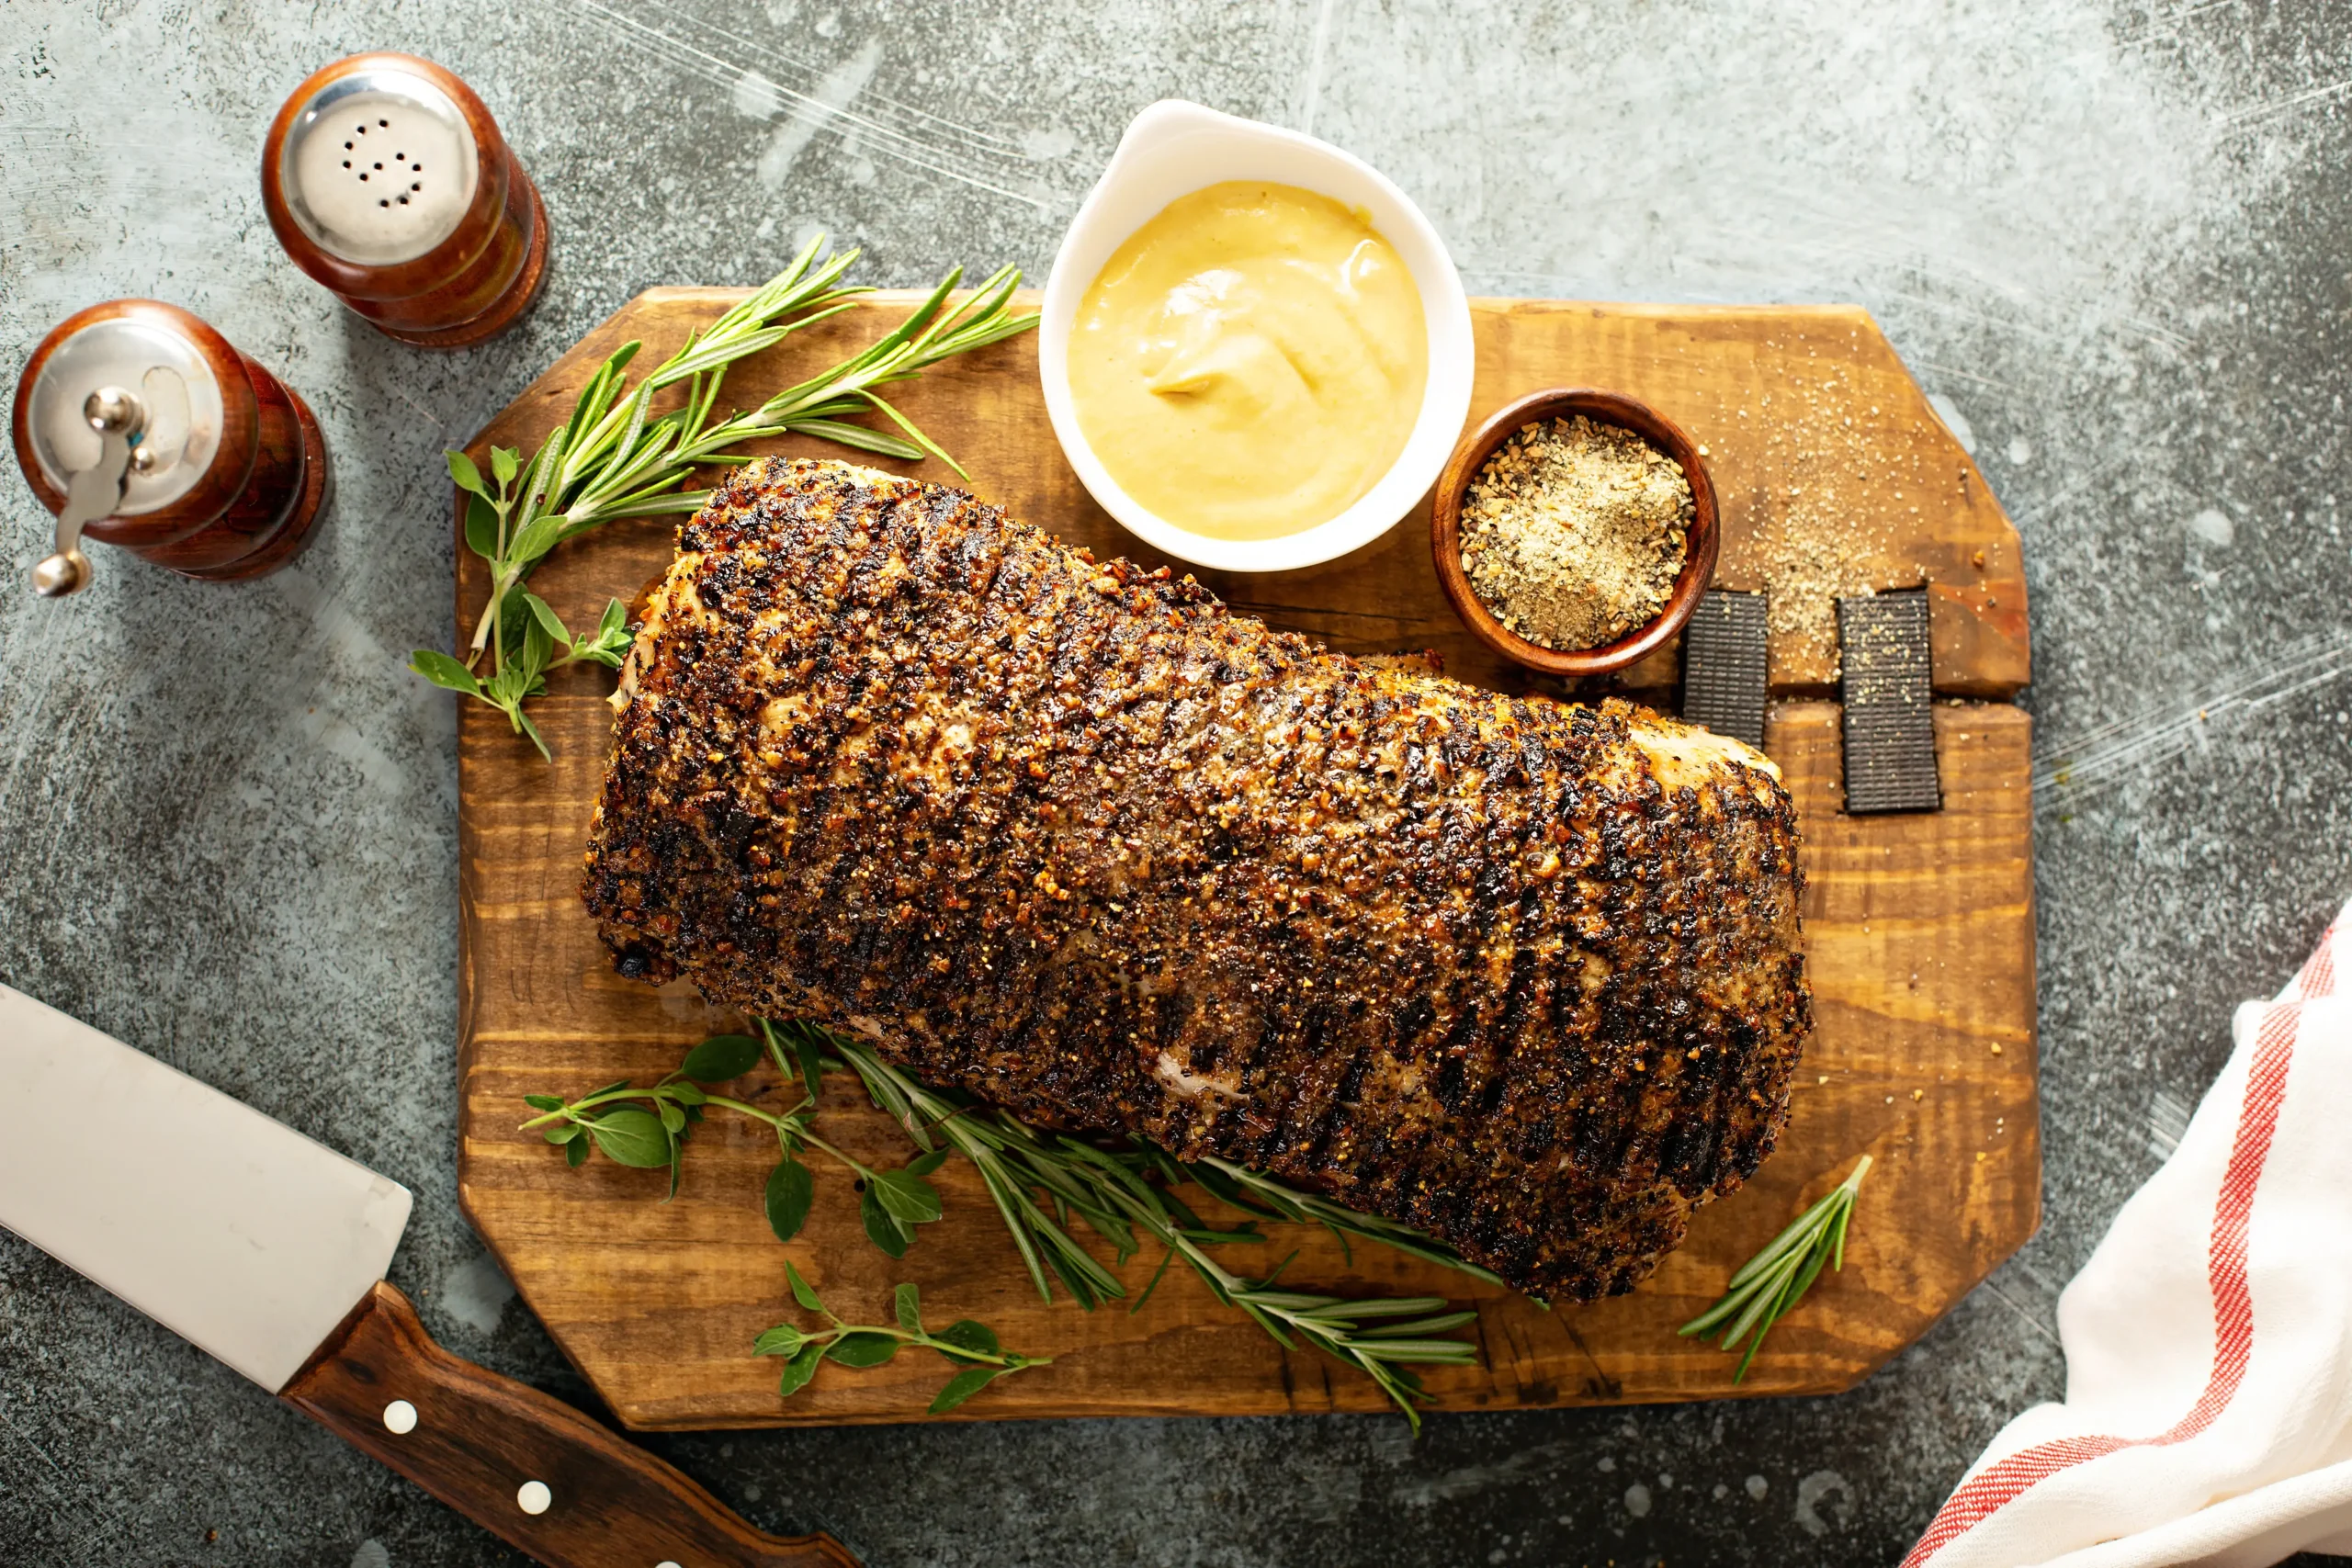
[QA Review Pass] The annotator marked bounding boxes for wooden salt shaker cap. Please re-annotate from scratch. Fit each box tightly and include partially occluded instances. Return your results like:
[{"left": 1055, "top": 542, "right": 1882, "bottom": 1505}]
[
  {"left": 10, "top": 299, "right": 330, "bottom": 593},
  {"left": 262, "top": 52, "right": 548, "bottom": 348}
]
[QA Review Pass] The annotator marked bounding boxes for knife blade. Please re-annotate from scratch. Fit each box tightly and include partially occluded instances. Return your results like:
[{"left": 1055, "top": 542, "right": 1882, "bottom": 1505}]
[{"left": 0, "top": 984, "right": 855, "bottom": 1568}]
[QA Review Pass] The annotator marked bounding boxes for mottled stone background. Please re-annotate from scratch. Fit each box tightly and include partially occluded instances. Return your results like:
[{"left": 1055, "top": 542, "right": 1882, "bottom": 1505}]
[{"left": 4, "top": 1, "right": 2349, "bottom": 1563}]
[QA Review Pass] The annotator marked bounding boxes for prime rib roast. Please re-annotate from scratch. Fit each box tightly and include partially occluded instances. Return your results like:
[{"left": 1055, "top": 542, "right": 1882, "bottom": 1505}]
[{"left": 582, "top": 458, "right": 1811, "bottom": 1301}]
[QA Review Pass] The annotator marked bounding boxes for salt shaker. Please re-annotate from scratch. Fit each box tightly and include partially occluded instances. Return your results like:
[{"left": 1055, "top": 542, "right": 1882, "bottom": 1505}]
[
  {"left": 261, "top": 52, "right": 549, "bottom": 348},
  {"left": 9, "top": 299, "right": 330, "bottom": 594}
]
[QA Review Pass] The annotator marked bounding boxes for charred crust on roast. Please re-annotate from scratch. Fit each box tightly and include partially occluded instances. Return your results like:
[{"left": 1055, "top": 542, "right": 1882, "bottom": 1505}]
[{"left": 582, "top": 457, "right": 1813, "bottom": 1302}]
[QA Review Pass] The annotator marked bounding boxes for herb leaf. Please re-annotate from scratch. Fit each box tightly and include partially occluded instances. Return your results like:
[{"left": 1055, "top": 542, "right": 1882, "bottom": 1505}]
[
  {"left": 587, "top": 1108, "right": 672, "bottom": 1168},
  {"left": 447, "top": 449, "right": 488, "bottom": 497},
  {"left": 861, "top": 1184, "right": 912, "bottom": 1258},
  {"left": 408, "top": 649, "right": 481, "bottom": 695},
  {"left": 894, "top": 1282, "right": 924, "bottom": 1336},
  {"left": 928, "top": 1365, "right": 1006, "bottom": 1415},
  {"left": 870, "top": 1168, "right": 944, "bottom": 1225},
  {"left": 765, "top": 1156, "right": 816, "bottom": 1244},
  {"left": 752, "top": 1324, "right": 807, "bottom": 1358},
  {"left": 775, "top": 1341, "right": 824, "bottom": 1399},
  {"left": 933, "top": 1319, "right": 1000, "bottom": 1360},
  {"left": 681, "top": 1032, "right": 763, "bottom": 1083},
  {"left": 794, "top": 1031, "right": 828, "bottom": 1097},
  {"left": 522, "top": 592, "right": 569, "bottom": 647},
  {"left": 786, "top": 1259, "right": 827, "bottom": 1315},
  {"left": 463, "top": 492, "right": 499, "bottom": 558}
]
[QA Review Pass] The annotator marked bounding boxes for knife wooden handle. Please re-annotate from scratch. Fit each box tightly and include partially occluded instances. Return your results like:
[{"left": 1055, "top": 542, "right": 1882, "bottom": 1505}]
[{"left": 282, "top": 1283, "right": 856, "bottom": 1568}]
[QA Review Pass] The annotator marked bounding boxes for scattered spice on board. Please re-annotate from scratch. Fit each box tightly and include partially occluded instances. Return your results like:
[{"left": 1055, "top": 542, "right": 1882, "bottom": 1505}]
[{"left": 1457, "top": 414, "right": 1692, "bottom": 650}]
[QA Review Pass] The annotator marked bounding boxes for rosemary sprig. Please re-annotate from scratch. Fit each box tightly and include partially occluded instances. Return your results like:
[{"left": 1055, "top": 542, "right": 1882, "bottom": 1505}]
[
  {"left": 1015, "top": 1131, "right": 1480, "bottom": 1429},
  {"left": 754, "top": 1264, "right": 1048, "bottom": 1415},
  {"left": 408, "top": 234, "right": 1036, "bottom": 756},
  {"left": 1187, "top": 1155, "right": 1508, "bottom": 1289},
  {"left": 1679, "top": 1155, "right": 1872, "bottom": 1382}
]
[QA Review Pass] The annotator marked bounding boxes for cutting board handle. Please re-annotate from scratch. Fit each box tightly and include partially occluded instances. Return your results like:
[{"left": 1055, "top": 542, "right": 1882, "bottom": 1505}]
[{"left": 282, "top": 1282, "right": 856, "bottom": 1568}]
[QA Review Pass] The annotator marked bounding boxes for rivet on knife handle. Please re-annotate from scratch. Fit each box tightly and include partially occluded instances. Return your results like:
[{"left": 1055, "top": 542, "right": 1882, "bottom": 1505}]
[{"left": 281, "top": 1282, "right": 858, "bottom": 1568}]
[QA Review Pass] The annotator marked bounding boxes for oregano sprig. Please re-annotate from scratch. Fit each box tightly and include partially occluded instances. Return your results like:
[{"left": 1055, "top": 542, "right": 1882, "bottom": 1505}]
[
  {"left": 754, "top": 1265, "right": 1048, "bottom": 1415},
  {"left": 409, "top": 233, "right": 1036, "bottom": 757},
  {"left": 1679, "top": 1155, "right": 1872, "bottom": 1382},
  {"left": 516, "top": 1030, "right": 944, "bottom": 1247}
]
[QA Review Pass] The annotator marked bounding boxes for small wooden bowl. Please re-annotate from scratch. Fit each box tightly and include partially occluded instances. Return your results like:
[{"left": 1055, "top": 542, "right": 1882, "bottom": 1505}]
[{"left": 1430, "top": 388, "right": 1720, "bottom": 679}]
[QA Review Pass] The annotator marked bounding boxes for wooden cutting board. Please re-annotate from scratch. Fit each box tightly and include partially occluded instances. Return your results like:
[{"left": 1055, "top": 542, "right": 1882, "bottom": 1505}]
[{"left": 455, "top": 291, "right": 2038, "bottom": 1429}]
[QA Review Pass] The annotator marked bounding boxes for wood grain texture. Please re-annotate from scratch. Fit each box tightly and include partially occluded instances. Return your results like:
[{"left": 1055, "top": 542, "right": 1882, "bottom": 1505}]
[
  {"left": 283, "top": 1283, "right": 854, "bottom": 1566},
  {"left": 455, "top": 290, "right": 2038, "bottom": 1428}
]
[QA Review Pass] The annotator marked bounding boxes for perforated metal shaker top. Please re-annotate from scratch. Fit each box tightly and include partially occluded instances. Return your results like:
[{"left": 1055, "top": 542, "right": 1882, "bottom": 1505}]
[{"left": 277, "top": 67, "right": 480, "bottom": 265}]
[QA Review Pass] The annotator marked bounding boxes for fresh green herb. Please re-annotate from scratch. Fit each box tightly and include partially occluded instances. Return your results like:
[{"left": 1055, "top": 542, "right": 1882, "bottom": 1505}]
[
  {"left": 1679, "top": 1155, "right": 1872, "bottom": 1382},
  {"left": 776, "top": 1021, "right": 1138, "bottom": 1312},
  {"left": 981, "top": 1126, "right": 1481, "bottom": 1429},
  {"left": 784, "top": 1021, "right": 1481, "bottom": 1427},
  {"left": 526, "top": 1020, "right": 1487, "bottom": 1426},
  {"left": 515, "top": 1032, "right": 944, "bottom": 1245},
  {"left": 753, "top": 1264, "right": 1048, "bottom": 1414},
  {"left": 410, "top": 233, "right": 1036, "bottom": 757},
  {"left": 1186, "top": 1154, "right": 1509, "bottom": 1289}
]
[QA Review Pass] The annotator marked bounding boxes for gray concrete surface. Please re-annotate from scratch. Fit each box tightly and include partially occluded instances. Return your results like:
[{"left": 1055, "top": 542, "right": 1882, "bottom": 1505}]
[{"left": 4, "top": 1, "right": 2350, "bottom": 1563}]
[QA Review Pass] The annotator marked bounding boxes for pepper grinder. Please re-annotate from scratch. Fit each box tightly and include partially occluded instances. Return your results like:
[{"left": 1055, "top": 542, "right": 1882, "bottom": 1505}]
[
  {"left": 10, "top": 299, "right": 331, "bottom": 594},
  {"left": 261, "top": 52, "right": 549, "bottom": 348}
]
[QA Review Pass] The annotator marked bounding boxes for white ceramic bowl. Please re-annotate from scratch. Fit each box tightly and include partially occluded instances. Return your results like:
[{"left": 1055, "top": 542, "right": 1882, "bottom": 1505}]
[{"left": 1038, "top": 100, "right": 1474, "bottom": 574}]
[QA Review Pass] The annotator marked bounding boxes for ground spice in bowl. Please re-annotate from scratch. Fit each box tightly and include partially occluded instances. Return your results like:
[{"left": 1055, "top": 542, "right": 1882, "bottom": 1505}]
[{"left": 1455, "top": 413, "right": 1694, "bottom": 651}]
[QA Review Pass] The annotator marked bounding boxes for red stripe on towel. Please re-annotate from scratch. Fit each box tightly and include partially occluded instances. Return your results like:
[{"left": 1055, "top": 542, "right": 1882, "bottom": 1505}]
[{"left": 1901, "top": 916, "right": 2337, "bottom": 1566}]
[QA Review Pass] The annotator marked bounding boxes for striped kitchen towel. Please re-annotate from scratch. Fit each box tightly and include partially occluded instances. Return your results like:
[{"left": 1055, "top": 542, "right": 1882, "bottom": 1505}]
[{"left": 1908, "top": 902, "right": 2351, "bottom": 1568}]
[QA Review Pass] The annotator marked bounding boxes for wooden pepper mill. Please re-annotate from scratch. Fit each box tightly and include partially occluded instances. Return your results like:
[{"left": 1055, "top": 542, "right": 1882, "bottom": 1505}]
[
  {"left": 10, "top": 299, "right": 331, "bottom": 594},
  {"left": 262, "top": 52, "right": 549, "bottom": 348}
]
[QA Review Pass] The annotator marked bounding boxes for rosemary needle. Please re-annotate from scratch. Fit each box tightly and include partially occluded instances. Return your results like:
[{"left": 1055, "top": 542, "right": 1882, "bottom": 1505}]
[{"left": 1679, "top": 1155, "right": 1872, "bottom": 1382}]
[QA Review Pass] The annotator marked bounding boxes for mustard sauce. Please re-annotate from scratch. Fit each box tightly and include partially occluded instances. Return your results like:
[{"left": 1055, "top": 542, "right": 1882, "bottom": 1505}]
[{"left": 1069, "top": 181, "right": 1428, "bottom": 541}]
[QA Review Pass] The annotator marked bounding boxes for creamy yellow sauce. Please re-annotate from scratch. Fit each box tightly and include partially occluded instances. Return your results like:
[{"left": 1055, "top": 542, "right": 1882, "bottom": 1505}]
[{"left": 1069, "top": 181, "right": 1428, "bottom": 541}]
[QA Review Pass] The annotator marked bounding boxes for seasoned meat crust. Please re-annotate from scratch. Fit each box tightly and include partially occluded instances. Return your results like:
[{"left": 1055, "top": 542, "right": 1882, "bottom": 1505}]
[{"left": 583, "top": 458, "right": 1812, "bottom": 1301}]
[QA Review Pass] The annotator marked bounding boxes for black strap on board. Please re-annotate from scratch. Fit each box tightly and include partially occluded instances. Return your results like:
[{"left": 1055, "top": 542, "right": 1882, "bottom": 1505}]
[
  {"left": 1679, "top": 590, "right": 1770, "bottom": 751},
  {"left": 1837, "top": 588, "right": 1940, "bottom": 814}
]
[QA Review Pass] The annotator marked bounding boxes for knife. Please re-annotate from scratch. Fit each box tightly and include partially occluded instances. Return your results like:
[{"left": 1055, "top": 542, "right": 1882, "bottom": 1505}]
[{"left": 0, "top": 984, "right": 856, "bottom": 1568}]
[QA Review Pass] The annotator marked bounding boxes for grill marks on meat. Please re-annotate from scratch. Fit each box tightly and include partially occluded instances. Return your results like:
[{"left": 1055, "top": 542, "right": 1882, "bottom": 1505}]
[{"left": 583, "top": 458, "right": 1812, "bottom": 1301}]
